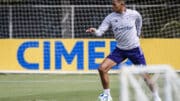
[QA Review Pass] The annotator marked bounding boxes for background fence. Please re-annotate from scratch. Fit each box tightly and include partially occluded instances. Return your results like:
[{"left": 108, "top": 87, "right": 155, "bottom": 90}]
[{"left": 0, "top": 0, "right": 180, "bottom": 38}]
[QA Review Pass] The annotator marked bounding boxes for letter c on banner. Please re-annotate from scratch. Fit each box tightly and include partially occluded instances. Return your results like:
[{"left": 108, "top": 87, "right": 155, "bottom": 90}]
[{"left": 17, "top": 41, "right": 39, "bottom": 70}]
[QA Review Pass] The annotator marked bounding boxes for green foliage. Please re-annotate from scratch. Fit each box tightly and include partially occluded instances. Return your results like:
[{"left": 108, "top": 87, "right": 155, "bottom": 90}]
[{"left": 159, "top": 21, "right": 180, "bottom": 38}]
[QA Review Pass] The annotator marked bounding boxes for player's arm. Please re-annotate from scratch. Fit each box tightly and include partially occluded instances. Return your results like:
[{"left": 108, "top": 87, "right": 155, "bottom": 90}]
[
  {"left": 86, "top": 16, "right": 110, "bottom": 36},
  {"left": 135, "top": 11, "right": 142, "bottom": 37}
]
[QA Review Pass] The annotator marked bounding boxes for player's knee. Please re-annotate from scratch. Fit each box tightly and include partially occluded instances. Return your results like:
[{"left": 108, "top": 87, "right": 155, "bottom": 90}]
[
  {"left": 98, "top": 64, "right": 108, "bottom": 73},
  {"left": 98, "top": 68, "right": 103, "bottom": 73}
]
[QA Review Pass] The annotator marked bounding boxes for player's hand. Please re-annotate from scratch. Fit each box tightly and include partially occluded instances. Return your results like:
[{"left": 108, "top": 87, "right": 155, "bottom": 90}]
[{"left": 86, "top": 28, "right": 96, "bottom": 33}]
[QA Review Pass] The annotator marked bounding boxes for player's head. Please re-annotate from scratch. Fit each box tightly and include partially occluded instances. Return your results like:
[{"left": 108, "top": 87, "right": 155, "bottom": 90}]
[{"left": 112, "top": 0, "right": 126, "bottom": 13}]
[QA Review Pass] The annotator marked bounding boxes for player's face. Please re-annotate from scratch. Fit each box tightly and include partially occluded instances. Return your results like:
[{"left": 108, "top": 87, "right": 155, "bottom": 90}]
[{"left": 112, "top": 0, "right": 125, "bottom": 13}]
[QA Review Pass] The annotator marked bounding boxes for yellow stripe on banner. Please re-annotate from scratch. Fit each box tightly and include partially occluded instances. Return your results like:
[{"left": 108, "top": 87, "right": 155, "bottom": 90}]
[
  {"left": 141, "top": 39, "right": 180, "bottom": 69},
  {"left": 0, "top": 39, "right": 24, "bottom": 70}
]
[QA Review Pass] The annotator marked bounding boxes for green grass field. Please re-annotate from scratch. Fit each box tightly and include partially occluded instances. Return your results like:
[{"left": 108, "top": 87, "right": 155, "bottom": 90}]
[{"left": 0, "top": 74, "right": 119, "bottom": 101}]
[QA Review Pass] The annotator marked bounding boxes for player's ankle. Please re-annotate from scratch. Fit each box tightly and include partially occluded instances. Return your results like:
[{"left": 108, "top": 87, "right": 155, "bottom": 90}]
[{"left": 103, "top": 89, "right": 111, "bottom": 95}]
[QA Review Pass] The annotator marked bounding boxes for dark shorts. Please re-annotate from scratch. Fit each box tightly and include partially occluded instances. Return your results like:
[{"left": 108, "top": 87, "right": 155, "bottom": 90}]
[{"left": 107, "top": 47, "right": 146, "bottom": 65}]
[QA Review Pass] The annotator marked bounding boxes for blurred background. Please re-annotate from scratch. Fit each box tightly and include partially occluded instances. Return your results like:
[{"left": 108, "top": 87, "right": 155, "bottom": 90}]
[{"left": 0, "top": 0, "right": 179, "bottom": 38}]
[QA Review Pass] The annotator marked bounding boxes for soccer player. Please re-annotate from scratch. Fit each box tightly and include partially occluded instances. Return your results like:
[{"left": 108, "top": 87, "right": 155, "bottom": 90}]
[{"left": 86, "top": 0, "right": 162, "bottom": 101}]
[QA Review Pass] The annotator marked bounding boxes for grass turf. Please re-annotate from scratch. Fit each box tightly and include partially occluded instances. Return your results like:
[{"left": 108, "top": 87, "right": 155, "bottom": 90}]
[{"left": 0, "top": 74, "right": 119, "bottom": 101}]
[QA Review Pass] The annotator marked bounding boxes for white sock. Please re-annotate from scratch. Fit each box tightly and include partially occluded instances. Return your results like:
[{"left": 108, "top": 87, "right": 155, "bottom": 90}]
[{"left": 104, "top": 89, "right": 111, "bottom": 95}]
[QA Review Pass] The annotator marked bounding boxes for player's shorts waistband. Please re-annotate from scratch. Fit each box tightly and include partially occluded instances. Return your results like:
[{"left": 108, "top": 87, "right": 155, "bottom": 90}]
[{"left": 116, "top": 46, "right": 141, "bottom": 52}]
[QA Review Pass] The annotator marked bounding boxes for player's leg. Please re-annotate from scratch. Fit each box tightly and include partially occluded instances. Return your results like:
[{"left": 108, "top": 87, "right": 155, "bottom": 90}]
[
  {"left": 97, "top": 58, "right": 116, "bottom": 101},
  {"left": 126, "top": 47, "right": 155, "bottom": 91},
  {"left": 98, "top": 47, "right": 126, "bottom": 101},
  {"left": 127, "top": 47, "right": 161, "bottom": 101},
  {"left": 98, "top": 58, "right": 117, "bottom": 90},
  {"left": 98, "top": 47, "right": 126, "bottom": 91}
]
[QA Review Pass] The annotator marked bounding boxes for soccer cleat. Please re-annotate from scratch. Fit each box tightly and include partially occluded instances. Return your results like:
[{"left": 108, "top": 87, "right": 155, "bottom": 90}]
[
  {"left": 97, "top": 93, "right": 112, "bottom": 101},
  {"left": 153, "top": 95, "right": 162, "bottom": 101}
]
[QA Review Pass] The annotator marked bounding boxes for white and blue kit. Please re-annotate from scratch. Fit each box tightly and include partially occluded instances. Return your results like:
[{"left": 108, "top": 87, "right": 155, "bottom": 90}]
[{"left": 95, "top": 9, "right": 146, "bottom": 65}]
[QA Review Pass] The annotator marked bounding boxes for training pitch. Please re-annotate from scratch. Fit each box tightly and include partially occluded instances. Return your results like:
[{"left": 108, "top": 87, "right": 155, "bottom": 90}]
[{"left": 0, "top": 74, "right": 119, "bottom": 101}]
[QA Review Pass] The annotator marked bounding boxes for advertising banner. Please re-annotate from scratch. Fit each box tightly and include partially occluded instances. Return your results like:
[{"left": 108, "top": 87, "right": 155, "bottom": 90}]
[{"left": 0, "top": 39, "right": 179, "bottom": 72}]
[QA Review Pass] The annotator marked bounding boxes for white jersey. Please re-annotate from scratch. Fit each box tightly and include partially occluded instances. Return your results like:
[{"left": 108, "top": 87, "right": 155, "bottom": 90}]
[{"left": 95, "top": 9, "right": 142, "bottom": 50}]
